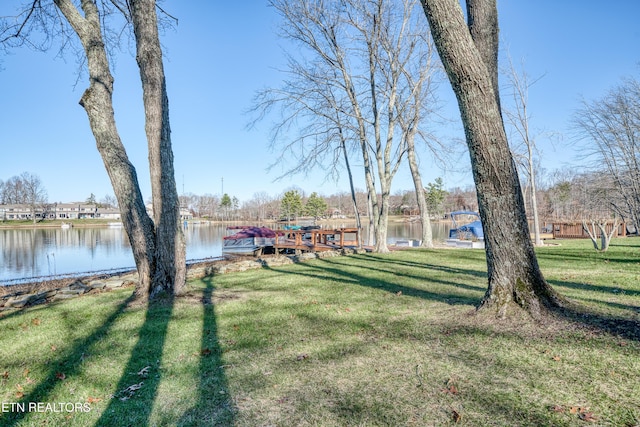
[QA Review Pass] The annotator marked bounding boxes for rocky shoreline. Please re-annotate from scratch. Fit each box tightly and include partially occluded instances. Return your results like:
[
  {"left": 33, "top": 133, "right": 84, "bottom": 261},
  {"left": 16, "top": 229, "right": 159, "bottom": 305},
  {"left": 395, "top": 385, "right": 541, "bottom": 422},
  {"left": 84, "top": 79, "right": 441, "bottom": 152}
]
[{"left": 0, "top": 248, "right": 364, "bottom": 313}]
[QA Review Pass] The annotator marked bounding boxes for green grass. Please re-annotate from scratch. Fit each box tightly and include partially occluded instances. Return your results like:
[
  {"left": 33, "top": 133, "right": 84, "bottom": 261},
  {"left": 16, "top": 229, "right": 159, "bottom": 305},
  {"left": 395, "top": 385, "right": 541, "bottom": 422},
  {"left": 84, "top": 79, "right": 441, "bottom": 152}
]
[{"left": 1, "top": 239, "right": 639, "bottom": 426}]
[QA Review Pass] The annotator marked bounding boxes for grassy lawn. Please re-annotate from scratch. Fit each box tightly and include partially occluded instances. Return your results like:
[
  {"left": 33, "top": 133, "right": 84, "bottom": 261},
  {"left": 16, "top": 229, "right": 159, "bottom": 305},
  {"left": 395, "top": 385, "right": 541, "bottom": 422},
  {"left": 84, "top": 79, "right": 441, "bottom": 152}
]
[{"left": 1, "top": 239, "right": 639, "bottom": 426}]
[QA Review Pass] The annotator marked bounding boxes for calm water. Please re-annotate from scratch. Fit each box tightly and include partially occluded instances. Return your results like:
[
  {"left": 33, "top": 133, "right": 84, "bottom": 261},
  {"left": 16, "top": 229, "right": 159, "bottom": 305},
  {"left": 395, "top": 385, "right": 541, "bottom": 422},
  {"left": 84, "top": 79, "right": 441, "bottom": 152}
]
[{"left": 0, "top": 221, "right": 449, "bottom": 283}]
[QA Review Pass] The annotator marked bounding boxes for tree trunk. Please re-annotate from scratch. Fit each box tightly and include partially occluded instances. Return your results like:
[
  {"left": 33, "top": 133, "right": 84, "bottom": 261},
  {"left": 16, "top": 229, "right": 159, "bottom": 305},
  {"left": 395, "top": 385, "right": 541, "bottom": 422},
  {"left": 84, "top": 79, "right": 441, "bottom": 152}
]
[
  {"left": 54, "top": 0, "right": 184, "bottom": 300},
  {"left": 421, "top": 0, "right": 562, "bottom": 318},
  {"left": 406, "top": 137, "right": 434, "bottom": 248},
  {"left": 340, "top": 138, "right": 363, "bottom": 248},
  {"left": 528, "top": 152, "right": 543, "bottom": 246},
  {"left": 130, "top": 0, "right": 186, "bottom": 298}
]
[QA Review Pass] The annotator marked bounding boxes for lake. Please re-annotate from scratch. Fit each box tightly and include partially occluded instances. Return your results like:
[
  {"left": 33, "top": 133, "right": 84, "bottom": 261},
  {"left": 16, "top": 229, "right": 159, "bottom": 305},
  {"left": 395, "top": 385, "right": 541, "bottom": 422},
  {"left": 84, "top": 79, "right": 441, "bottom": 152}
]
[{"left": 0, "top": 221, "right": 450, "bottom": 283}]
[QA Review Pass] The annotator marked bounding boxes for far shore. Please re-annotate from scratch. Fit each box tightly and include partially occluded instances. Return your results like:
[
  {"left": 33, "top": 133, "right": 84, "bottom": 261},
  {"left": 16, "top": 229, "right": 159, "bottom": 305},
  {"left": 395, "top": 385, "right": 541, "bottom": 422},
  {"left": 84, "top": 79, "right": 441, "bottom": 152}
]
[{"left": 0, "top": 215, "right": 438, "bottom": 230}]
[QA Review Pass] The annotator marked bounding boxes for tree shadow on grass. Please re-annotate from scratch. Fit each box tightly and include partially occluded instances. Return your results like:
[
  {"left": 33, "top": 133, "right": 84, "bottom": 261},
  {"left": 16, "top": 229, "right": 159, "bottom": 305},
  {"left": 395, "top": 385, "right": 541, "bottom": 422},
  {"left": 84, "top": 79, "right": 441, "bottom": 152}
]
[
  {"left": 266, "top": 256, "right": 483, "bottom": 307},
  {"left": 177, "top": 277, "right": 235, "bottom": 426},
  {"left": 299, "top": 255, "right": 640, "bottom": 341},
  {"left": 358, "top": 251, "right": 488, "bottom": 276},
  {"left": 1, "top": 293, "right": 135, "bottom": 427},
  {"left": 550, "top": 297, "right": 640, "bottom": 342},
  {"left": 94, "top": 294, "right": 175, "bottom": 426},
  {"left": 548, "top": 278, "right": 640, "bottom": 298}
]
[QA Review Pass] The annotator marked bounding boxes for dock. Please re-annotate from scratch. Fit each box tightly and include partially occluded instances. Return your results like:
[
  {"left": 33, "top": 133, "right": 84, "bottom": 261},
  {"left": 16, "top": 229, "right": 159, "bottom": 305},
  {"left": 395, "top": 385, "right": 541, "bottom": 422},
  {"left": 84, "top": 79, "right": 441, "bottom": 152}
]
[{"left": 275, "top": 228, "right": 360, "bottom": 254}]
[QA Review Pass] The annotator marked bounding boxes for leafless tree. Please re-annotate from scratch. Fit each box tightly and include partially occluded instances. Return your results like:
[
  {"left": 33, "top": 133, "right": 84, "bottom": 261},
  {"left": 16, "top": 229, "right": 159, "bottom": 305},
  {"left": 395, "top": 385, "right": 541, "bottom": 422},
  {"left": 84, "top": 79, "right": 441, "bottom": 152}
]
[
  {"left": 503, "top": 57, "right": 544, "bottom": 246},
  {"left": 582, "top": 217, "right": 620, "bottom": 252},
  {"left": 2, "top": 1, "right": 186, "bottom": 300},
  {"left": 572, "top": 77, "right": 640, "bottom": 233},
  {"left": 420, "top": 0, "right": 563, "bottom": 318},
  {"left": 257, "top": 0, "right": 441, "bottom": 252},
  {"left": 100, "top": 194, "right": 118, "bottom": 209},
  {"left": 19, "top": 172, "right": 48, "bottom": 224},
  {"left": 0, "top": 172, "right": 48, "bottom": 222}
]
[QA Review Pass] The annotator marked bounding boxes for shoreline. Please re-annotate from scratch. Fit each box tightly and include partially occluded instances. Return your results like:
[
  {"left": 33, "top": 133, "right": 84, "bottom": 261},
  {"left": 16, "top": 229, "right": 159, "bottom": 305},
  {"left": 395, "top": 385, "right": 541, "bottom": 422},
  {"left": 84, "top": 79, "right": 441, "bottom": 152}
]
[{"left": 0, "top": 249, "right": 365, "bottom": 311}]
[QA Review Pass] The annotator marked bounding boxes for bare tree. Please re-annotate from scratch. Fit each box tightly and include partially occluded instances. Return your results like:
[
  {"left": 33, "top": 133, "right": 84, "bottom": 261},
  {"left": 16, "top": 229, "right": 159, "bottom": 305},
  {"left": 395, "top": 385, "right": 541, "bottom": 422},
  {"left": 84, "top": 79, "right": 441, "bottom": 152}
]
[
  {"left": 0, "top": 172, "right": 48, "bottom": 222},
  {"left": 395, "top": 30, "right": 444, "bottom": 248},
  {"left": 420, "top": 0, "right": 563, "bottom": 318},
  {"left": 503, "top": 57, "right": 544, "bottom": 246},
  {"left": 582, "top": 217, "right": 619, "bottom": 252},
  {"left": 573, "top": 77, "right": 640, "bottom": 233},
  {"left": 19, "top": 172, "right": 48, "bottom": 224},
  {"left": 100, "top": 194, "right": 118, "bottom": 208},
  {"left": 2, "top": 1, "right": 186, "bottom": 299},
  {"left": 260, "top": 0, "right": 440, "bottom": 252}
]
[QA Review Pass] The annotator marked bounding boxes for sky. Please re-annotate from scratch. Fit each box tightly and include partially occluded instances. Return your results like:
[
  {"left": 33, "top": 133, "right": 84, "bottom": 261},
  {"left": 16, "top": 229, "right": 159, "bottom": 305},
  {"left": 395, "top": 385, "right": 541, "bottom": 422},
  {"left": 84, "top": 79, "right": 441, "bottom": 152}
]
[{"left": 1, "top": 1, "right": 639, "bottom": 205}]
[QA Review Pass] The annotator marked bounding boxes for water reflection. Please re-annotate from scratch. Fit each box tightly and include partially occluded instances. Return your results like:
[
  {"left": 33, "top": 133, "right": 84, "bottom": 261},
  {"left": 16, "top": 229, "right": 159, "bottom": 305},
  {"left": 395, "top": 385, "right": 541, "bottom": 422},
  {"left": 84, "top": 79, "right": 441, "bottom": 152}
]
[{"left": 0, "top": 221, "right": 450, "bottom": 282}]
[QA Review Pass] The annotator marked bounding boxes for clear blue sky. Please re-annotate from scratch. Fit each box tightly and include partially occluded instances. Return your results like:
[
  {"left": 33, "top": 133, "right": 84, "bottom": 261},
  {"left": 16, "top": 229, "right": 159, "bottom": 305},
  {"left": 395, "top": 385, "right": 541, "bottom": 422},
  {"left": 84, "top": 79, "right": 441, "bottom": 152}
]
[{"left": 1, "top": 1, "right": 638, "bottom": 204}]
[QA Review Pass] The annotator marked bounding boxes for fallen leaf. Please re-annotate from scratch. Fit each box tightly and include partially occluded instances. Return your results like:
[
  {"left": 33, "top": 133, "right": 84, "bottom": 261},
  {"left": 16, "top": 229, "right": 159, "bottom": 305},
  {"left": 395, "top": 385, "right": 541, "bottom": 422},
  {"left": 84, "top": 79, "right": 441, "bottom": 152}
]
[
  {"left": 50, "top": 345, "right": 57, "bottom": 351},
  {"left": 56, "top": 372, "right": 66, "bottom": 380},
  {"left": 396, "top": 291, "right": 402, "bottom": 296},
  {"left": 26, "top": 377, "right": 35, "bottom": 385},
  {"left": 570, "top": 406, "right": 589, "bottom": 414},
  {"left": 441, "top": 384, "right": 458, "bottom": 395},
  {"left": 452, "top": 409, "right": 462, "bottom": 423},
  {"left": 201, "top": 348, "right": 212, "bottom": 356},
  {"left": 578, "top": 412, "right": 597, "bottom": 422},
  {"left": 87, "top": 397, "right": 101, "bottom": 404},
  {"left": 23, "top": 368, "right": 29, "bottom": 377},
  {"left": 31, "top": 318, "right": 41, "bottom": 326},
  {"left": 296, "top": 353, "right": 309, "bottom": 361},
  {"left": 16, "top": 391, "right": 24, "bottom": 399},
  {"left": 16, "top": 383, "right": 23, "bottom": 392},
  {"left": 552, "top": 355, "right": 561, "bottom": 362},
  {"left": 550, "top": 405, "right": 565, "bottom": 413},
  {"left": 441, "top": 378, "right": 459, "bottom": 395},
  {"left": 2, "top": 371, "right": 8, "bottom": 379}
]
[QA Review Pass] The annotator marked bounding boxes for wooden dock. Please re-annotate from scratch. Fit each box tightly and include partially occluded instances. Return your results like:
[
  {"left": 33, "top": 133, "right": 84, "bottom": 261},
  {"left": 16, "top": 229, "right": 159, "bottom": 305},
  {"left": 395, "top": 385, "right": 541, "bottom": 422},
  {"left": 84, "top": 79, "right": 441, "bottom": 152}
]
[{"left": 275, "top": 228, "right": 360, "bottom": 254}]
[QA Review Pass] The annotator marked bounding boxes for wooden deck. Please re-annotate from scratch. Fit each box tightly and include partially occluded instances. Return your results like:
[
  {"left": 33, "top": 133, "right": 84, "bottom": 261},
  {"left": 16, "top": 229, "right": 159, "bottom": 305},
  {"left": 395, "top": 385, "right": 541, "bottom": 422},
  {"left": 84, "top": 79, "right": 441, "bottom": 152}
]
[{"left": 275, "top": 228, "right": 360, "bottom": 254}]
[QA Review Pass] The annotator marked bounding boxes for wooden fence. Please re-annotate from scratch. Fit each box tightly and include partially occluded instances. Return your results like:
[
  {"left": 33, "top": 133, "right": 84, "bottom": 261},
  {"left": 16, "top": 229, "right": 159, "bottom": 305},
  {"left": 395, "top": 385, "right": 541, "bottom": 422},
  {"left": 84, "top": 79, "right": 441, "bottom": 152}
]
[{"left": 552, "top": 221, "right": 626, "bottom": 239}]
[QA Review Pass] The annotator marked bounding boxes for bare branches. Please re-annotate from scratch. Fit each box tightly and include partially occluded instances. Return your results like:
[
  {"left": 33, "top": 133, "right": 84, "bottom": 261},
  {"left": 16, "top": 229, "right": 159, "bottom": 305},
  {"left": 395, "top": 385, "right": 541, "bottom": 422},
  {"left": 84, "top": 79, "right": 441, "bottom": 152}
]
[
  {"left": 572, "top": 77, "right": 640, "bottom": 232},
  {"left": 0, "top": 0, "right": 41, "bottom": 44}
]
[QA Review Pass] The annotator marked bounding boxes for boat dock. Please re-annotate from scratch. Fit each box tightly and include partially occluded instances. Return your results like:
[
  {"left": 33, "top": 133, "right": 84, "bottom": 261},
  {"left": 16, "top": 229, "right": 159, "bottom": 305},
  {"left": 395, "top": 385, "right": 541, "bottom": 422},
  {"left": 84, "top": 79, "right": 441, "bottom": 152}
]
[{"left": 275, "top": 228, "right": 360, "bottom": 254}]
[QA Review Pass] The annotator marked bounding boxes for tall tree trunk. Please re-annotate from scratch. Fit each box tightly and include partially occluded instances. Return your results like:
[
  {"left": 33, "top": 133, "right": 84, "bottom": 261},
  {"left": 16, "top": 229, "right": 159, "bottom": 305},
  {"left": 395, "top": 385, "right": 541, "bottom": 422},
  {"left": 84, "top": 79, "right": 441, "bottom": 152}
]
[
  {"left": 130, "top": 0, "right": 186, "bottom": 298},
  {"left": 54, "top": 0, "right": 185, "bottom": 300},
  {"left": 406, "top": 136, "right": 434, "bottom": 248},
  {"left": 340, "top": 138, "right": 363, "bottom": 248},
  {"left": 54, "top": 0, "right": 157, "bottom": 295},
  {"left": 421, "top": 0, "right": 563, "bottom": 318},
  {"left": 528, "top": 151, "right": 543, "bottom": 246}
]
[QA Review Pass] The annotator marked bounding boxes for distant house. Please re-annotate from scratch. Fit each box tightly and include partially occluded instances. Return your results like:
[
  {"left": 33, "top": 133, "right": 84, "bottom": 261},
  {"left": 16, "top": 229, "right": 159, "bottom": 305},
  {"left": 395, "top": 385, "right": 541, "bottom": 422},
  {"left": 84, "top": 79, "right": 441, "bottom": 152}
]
[
  {"left": 146, "top": 203, "right": 193, "bottom": 221},
  {"left": 0, "top": 204, "right": 35, "bottom": 220},
  {"left": 0, "top": 202, "right": 120, "bottom": 222},
  {"left": 78, "top": 204, "right": 98, "bottom": 219},
  {"left": 0, "top": 204, "right": 30, "bottom": 220},
  {"left": 55, "top": 203, "right": 81, "bottom": 220},
  {"left": 96, "top": 208, "right": 121, "bottom": 220}
]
